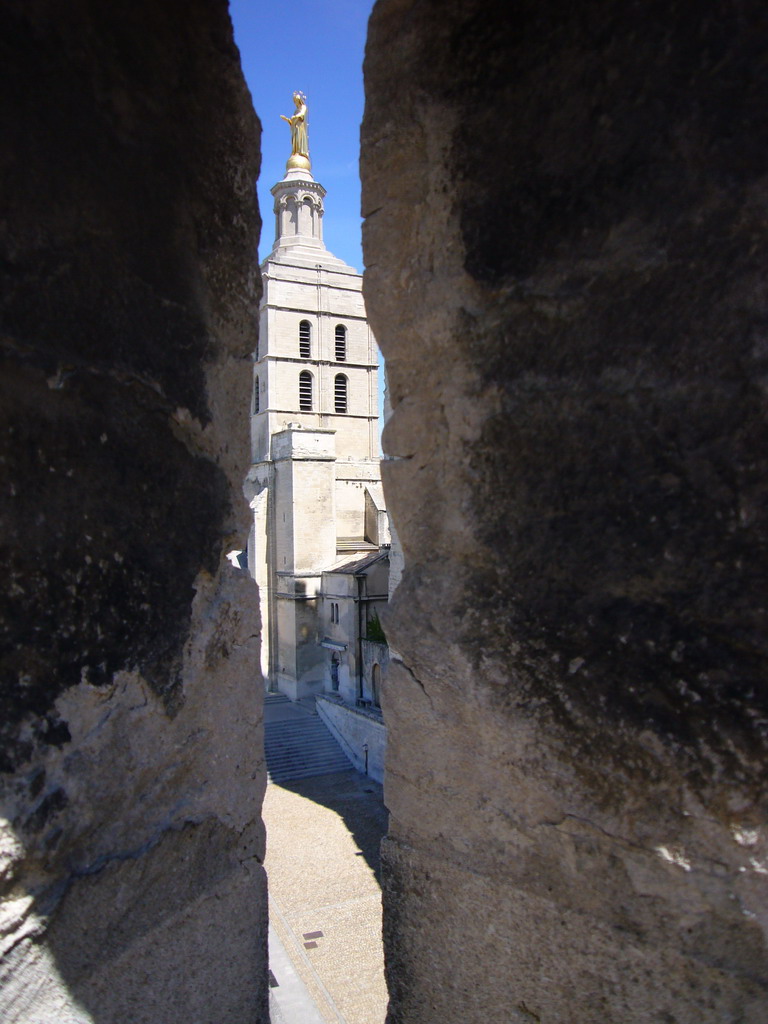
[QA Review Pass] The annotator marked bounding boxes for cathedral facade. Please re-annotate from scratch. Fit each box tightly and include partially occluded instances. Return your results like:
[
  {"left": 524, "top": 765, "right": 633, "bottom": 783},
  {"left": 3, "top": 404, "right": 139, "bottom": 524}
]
[{"left": 247, "top": 140, "right": 384, "bottom": 700}]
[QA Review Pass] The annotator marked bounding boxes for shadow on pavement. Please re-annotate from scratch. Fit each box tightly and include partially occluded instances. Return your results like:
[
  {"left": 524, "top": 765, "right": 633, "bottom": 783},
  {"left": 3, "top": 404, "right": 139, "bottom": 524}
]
[{"left": 274, "top": 769, "right": 388, "bottom": 881}]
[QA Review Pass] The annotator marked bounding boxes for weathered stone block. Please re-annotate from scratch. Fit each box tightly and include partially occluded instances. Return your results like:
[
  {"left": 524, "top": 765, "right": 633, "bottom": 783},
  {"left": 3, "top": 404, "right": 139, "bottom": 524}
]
[
  {"left": 0, "top": 1, "right": 267, "bottom": 1019},
  {"left": 363, "top": 1, "right": 768, "bottom": 1019}
]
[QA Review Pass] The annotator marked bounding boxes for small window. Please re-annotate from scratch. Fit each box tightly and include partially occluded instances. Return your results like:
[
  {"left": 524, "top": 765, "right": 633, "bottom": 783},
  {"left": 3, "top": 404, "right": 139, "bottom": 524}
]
[
  {"left": 253, "top": 375, "right": 259, "bottom": 414},
  {"left": 334, "top": 374, "right": 347, "bottom": 414},
  {"left": 335, "top": 324, "right": 347, "bottom": 362},
  {"left": 299, "top": 320, "right": 311, "bottom": 358},
  {"left": 299, "top": 370, "right": 313, "bottom": 411}
]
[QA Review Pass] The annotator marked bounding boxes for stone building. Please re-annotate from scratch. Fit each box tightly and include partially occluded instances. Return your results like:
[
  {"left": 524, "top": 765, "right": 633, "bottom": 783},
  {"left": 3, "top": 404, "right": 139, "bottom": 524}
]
[
  {"left": 314, "top": 549, "right": 390, "bottom": 783},
  {"left": 318, "top": 550, "right": 389, "bottom": 703},
  {"left": 246, "top": 142, "right": 384, "bottom": 700}
]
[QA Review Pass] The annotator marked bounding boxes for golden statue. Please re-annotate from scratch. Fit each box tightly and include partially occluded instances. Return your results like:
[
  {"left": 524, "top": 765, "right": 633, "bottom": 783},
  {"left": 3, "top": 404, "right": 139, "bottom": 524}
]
[{"left": 281, "top": 91, "right": 310, "bottom": 172}]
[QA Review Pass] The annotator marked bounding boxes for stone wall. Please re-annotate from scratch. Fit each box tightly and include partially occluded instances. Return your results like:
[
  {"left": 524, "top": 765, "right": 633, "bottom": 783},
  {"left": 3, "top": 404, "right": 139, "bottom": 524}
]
[
  {"left": 362, "top": 1, "right": 768, "bottom": 1021},
  {"left": 361, "top": 638, "right": 389, "bottom": 705},
  {"left": 317, "top": 695, "right": 387, "bottom": 784},
  {"left": 0, "top": 2, "right": 267, "bottom": 1021}
]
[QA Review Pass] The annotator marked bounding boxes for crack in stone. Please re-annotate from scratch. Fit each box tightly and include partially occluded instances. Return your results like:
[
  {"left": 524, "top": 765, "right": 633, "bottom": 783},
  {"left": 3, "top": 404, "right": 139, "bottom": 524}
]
[
  {"left": 398, "top": 659, "right": 434, "bottom": 710},
  {"left": 543, "top": 813, "right": 733, "bottom": 877}
]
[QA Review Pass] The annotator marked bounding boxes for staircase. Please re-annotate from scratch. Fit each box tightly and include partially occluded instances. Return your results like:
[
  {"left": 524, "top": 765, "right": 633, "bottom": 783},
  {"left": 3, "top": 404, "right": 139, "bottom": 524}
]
[{"left": 264, "top": 693, "right": 353, "bottom": 783}]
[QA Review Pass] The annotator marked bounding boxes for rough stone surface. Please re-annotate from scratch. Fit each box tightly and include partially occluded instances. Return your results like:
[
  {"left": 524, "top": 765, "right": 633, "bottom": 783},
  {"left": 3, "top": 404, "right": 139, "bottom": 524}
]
[
  {"left": 0, "top": 1, "right": 267, "bottom": 1019},
  {"left": 362, "top": 1, "right": 768, "bottom": 1020}
]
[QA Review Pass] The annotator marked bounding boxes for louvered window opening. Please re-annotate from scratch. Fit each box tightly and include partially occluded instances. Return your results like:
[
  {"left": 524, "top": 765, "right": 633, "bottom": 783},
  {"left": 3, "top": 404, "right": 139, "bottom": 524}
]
[
  {"left": 253, "top": 376, "right": 259, "bottom": 414},
  {"left": 334, "top": 374, "right": 347, "bottom": 414},
  {"left": 335, "top": 325, "right": 347, "bottom": 362},
  {"left": 299, "top": 320, "right": 311, "bottom": 358},
  {"left": 299, "top": 371, "right": 313, "bottom": 411}
]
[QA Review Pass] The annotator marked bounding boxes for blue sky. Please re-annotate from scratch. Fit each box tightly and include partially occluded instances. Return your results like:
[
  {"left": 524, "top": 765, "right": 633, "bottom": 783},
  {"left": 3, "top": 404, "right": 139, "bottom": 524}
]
[{"left": 229, "top": 0, "right": 376, "bottom": 270}]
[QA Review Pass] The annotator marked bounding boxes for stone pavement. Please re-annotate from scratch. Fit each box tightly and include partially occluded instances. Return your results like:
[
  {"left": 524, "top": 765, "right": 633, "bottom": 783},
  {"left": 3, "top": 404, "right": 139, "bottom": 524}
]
[{"left": 263, "top": 768, "right": 389, "bottom": 1024}]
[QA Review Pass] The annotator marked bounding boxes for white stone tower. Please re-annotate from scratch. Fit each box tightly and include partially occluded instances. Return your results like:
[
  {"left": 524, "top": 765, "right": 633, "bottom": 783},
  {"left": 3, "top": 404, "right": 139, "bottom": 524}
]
[{"left": 248, "top": 99, "right": 381, "bottom": 698}]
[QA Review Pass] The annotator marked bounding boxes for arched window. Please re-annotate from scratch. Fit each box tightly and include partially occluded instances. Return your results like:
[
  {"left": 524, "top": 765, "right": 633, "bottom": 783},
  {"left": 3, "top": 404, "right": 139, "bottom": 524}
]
[
  {"left": 372, "top": 663, "right": 381, "bottom": 708},
  {"left": 334, "top": 374, "right": 347, "bottom": 414},
  {"left": 299, "top": 370, "right": 313, "bottom": 411},
  {"left": 253, "top": 375, "right": 259, "bottom": 414},
  {"left": 299, "top": 320, "right": 311, "bottom": 358},
  {"left": 335, "top": 324, "right": 347, "bottom": 362}
]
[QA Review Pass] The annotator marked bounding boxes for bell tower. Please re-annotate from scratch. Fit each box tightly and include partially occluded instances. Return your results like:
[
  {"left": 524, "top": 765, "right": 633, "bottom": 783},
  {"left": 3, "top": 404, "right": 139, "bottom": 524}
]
[
  {"left": 248, "top": 94, "right": 382, "bottom": 696},
  {"left": 271, "top": 172, "right": 327, "bottom": 255}
]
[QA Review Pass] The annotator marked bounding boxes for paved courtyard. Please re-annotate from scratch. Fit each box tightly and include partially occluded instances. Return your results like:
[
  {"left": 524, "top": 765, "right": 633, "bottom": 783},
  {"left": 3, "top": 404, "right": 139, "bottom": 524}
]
[{"left": 264, "top": 768, "right": 389, "bottom": 1024}]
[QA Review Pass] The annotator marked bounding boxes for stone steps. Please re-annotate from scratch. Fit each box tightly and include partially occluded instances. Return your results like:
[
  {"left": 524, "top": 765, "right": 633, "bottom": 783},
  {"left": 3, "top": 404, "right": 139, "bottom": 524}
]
[{"left": 264, "top": 706, "right": 352, "bottom": 782}]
